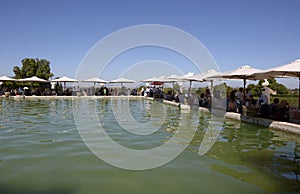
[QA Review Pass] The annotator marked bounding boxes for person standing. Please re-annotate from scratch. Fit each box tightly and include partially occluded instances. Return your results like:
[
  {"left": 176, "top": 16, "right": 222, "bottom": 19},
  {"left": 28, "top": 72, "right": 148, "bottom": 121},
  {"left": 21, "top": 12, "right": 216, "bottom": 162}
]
[{"left": 235, "top": 87, "right": 244, "bottom": 105}]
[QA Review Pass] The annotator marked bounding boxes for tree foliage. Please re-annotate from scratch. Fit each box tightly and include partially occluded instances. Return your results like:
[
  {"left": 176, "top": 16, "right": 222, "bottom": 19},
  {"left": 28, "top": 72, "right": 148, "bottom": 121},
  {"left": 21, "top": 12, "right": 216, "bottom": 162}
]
[
  {"left": 13, "top": 58, "right": 54, "bottom": 80},
  {"left": 247, "top": 78, "right": 290, "bottom": 95}
]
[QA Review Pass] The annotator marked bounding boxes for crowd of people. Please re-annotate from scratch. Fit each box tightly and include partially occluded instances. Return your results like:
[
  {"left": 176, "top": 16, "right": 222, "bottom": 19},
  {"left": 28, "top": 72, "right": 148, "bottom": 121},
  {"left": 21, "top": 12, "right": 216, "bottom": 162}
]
[
  {"left": 0, "top": 86, "right": 52, "bottom": 96},
  {"left": 1, "top": 83, "right": 291, "bottom": 122},
  {"left": 141, "top": 85, "right": 291, "bottom": 123},
  {"left": 226, "top": 87, "right": 290, "bottom": 122}
]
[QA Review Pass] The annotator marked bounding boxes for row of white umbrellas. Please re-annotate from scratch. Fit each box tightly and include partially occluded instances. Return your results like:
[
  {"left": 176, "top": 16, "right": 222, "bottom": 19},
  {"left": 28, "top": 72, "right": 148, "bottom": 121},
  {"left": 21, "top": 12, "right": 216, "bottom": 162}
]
[
  {"left": 0, "top": 76, "right": 135, "bottom": 84},
  {"left": 1, "top": 59, "right": 300, "bottom": 86},
  {"left": 1, "top": 59, "right": 300, "bottom": 108},
  {"left": 1, "top": 59, "right": 300, "bottom": 85},
  {"left": 140, "top": 59, "right": 300, "bottom": 109},
  {"left": 0, "top": 76, "right": 49, "bottom": 82}
]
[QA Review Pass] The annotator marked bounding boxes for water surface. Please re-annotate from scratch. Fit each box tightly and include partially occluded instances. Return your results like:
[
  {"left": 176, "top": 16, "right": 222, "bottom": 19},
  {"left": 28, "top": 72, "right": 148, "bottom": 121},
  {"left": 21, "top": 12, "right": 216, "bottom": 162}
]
[{"left": 0, "top": 97, "right": 299, "bottom": 194}]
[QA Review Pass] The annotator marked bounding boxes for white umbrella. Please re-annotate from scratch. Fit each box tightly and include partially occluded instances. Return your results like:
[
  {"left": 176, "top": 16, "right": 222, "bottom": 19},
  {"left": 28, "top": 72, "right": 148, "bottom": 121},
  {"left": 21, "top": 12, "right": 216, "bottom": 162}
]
[
  {"left": 141, "top": 75, "right": 182, "bottom": 83},
  {"left": 208, "top": 65, "right": 262, "bottom": 93},
  {"left": 51, "top": 76, "right": 78, "bottom": 82},
  {"left": 251, "top": 59, "right": 300, "bottom": 109},
  {"left": 51, "top": 76, "right": 78, "bottom": 91},
  {"left": 141, "top": 75, "right": 183, "bottom": 92},
  {"left": 251, "top": 59, "right": 300, "bottom": 79},
  {"left": 81, "top": 77, "right": 108, "bottom": 84},
  {"left": 110, "top": 77, "right": 134, "bottom": 96},
  {"left": 140, "top": 76, "right": 160, "bottom": 83},
  {"left": 110, "top": 77, "right": 134, "bottom": 87},
  {"left": 18, "top": 76, "right": 48, "bottom": 82},
  {"left": 165, "top": 74, "right": 186, "bottom": 92},
  {"left": 178, "top": 72, "right": 195, "bottom": 94},
  {"left": 166, "top": 74, "right": 184, "bottom": 82},
  {"left": 0, "top": 76, "right": 17, "bottom": 82},
  {"left": 186, "top": 69, "right": 221, "bottom": 82},
  {"left": 82, "top": 77, "right": 109, "bottom": 95},
  {"left": 179, "top": 72, "right": 195, "bottom": 80},
  {"left": 185, "top": 69, "right": 222, "bottom": 96}
]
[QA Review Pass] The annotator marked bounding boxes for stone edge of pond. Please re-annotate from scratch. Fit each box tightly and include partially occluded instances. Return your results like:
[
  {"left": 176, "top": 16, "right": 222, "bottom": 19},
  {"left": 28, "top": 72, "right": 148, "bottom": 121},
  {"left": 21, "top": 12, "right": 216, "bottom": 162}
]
[{"left": 222, "top": 111, "right": 300, "bottom": 135}]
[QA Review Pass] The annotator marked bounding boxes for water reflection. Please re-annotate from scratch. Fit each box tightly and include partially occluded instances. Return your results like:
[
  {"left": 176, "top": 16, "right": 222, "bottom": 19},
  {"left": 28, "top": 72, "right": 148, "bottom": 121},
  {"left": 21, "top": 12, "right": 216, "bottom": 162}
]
[
  {"left": 0, "top": 97, "right": 300, "bottom": 193},
  {"left": 191, "top": 113, "right": 300, "bottom": 192}
]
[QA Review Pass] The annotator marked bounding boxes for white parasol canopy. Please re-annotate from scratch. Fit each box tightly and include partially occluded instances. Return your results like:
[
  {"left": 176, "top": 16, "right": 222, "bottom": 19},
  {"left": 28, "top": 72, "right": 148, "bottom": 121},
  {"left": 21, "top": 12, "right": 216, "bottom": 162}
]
[
  {"left": 179, "top": 72, "right": 195, "bottom": 81},
  {"left": 251, "top": 59, "right": 300, "bottom": 109},
  {"left": 51, "top": 76, "right": 78, "bottom": 83},
  {"left": 110, "top": 77, "right": 134, "bottom": 87},
  {"left": 109, "top": 77, "right": 134, "bottom": 96},
  {"left": 184, "top": 70, "right": 222, "bottom": 96},
  {"left": 0, "top": 76, "right": 17, "bottom": 82},
  {"left": 250, "top": 59, "right": 300, "bottom": 79},
  {"left": 141, "top": 76, "right": 179, "bottom": 83},
  {"left": 213, "top": 65, "right": 262, "bottom": 80},
  {"left": 166, "top": 74, "right": 184, "bottom": 82},
  {"left": 82, "top": 77, "right": 108, "bottom": 83},
  {"left": 51, "top": 76, "right": 78, "bottom": 91},
  {"left": 208, "top": 65, "right": 262, "bottom": 93},
  {"left": 186, "top": 69, "right": 221, "bottom": 82},
  {"left": 81, "top": 77, "right": 109, "bottom": 95},
  {"left": 18, "top": 76, "right": 48, "bottom": 82},
  {"left": 140, "top": 76, "right": 161, "bottom": 83},
  {"left": 110, "top": 77, "right": 134, "bottom": 83}
]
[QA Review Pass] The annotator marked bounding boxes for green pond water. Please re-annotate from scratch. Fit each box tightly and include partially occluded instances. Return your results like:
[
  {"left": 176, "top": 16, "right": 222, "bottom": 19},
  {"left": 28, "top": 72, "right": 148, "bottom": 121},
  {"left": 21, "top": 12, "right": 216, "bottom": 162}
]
[{"left": 0, "top": 97, "right": 299, "bottom": 194}]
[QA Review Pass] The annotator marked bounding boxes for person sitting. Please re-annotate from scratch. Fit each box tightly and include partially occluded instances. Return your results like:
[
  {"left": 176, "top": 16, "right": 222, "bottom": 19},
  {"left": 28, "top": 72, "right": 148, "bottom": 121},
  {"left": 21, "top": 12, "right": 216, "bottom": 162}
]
[
  {"left": 257, "top": 90, "right": 269, "bottom": 118},
  {"left": 259, "top": 89, "right": 269, "bottom": 104},
  {"left": 278, "top": 100, "right": 289, "bottom": 122},
  {"left": 140, "top": 87, "right": 144, "bottom": 96},
  {"left": 164, "top": 91, "right": 174, "bottom": 101},
  {"left": 227, "top": 90, "right": 238, "bottom": 112},
  {"left": 245, "top": 95, "right": 257, "bottom": 107},
  {"left": 145, "top": 87, "right": 150, "bottom": 97},
  {"left": 245, "top": 88, "right": 252, "bottom": 98},
  {"left": 130, "top": 88, "right": 137, "bottom": 96},
  {"left": 199, "top": 93, "right": 208, "bottom": 107},
  {"left": 269, "top": 98, "right": 280, "bottom": 120},
  {"left": 269, "top": 99, "right": 289, "bottom": 121}
]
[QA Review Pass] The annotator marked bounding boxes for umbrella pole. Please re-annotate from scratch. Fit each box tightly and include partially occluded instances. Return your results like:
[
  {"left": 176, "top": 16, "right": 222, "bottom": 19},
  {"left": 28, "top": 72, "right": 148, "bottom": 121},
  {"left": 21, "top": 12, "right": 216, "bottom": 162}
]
[
  {"left": 243, "top": 78, "right": 246, "bottom": 96},
  {"left": 92, "top": 82, "right": 95, "bottom": 96},
  {"left": 210, "top": 80, "right": 213, "bottom": 96},
  {"left": 172, "top": 82, "right": 174, "bottom": 93}
]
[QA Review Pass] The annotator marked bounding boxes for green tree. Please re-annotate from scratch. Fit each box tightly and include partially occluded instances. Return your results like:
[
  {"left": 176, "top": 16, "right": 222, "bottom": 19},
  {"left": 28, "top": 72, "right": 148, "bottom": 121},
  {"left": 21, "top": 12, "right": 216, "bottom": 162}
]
[
  {"left": 247, "top": 78, "right": 290, "bottom": 95},
  {"left": 247, "top": 83, "right": 260, "bottom": 96},
  {"left": 258, "top": 78, "right": 289, "bottom": 95},
  {"left": 13, "top": 58, "right": 54, "bottom": 80}
]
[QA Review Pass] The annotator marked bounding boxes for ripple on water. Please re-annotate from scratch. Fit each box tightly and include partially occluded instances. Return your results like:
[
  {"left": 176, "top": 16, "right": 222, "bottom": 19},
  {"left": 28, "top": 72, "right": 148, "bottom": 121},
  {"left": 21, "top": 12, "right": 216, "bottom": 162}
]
[
  {"left": 0, "top": 97, "right": 299, "bottom": 193},
  {"left": 38, "top": 139, "right": 56, "bottom": 143}
]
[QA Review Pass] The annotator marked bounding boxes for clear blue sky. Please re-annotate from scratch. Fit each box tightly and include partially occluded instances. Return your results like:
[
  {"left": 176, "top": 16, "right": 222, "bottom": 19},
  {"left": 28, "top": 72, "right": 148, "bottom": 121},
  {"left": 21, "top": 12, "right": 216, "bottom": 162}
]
[{"left": 1, "top": 0, "right": 300, "bottom": 88}]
